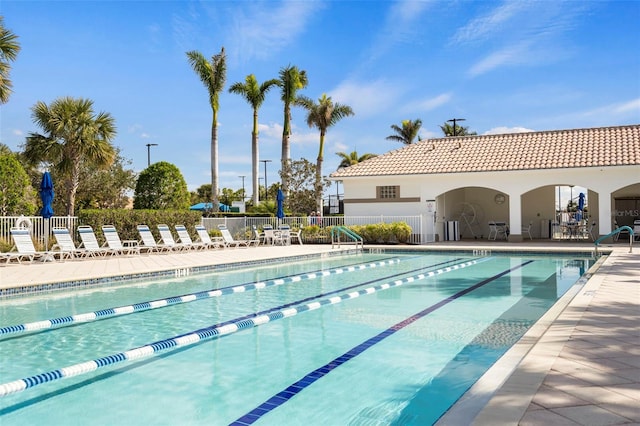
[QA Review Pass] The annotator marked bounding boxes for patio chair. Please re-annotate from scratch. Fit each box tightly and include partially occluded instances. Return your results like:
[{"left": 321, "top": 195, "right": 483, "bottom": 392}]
[
  {"left": 521, "top": 221, "right": 533, "bottom": 240},
  {"left": 51, "top": 227, "right": 93, "bottom": 259},
  {"left": 217, "top": 224, "right": 257, "bottom": 248},
  {"left": 77, "top": 225, "right": 112, "bottom": 257},
  {"left": 137, "top": 225, "right": 173, "bottom": 253},
  {"left": 634, "top": 220, "right": 640, "bottom": 242},
  {"left": 278, "top": 224, "right": 292, "bottom": 246},
  {"left": 582, "top": 222, "right": 597, "bottom": 241},
  {"left": 252, "top": 225, "right": 264, "bottom": 245},
  {"left": 194, "top": 225, "right": 225, "bottom": 249},
  {"left": 157, "top": 224, "right": 188, "bottom": 251},
  {"left": 614, "top": 220, "right": 630, "bottom": 241},
  {"left": 488, "top": 221, "right": 508, "bottom": 241},
  {"left": 175, "top": 225, "right": 207, "bottom": 250},
  {"left": 262, "top": 224, "right": 284, "bottom": 245},
  {"left": 290, "top": 227, "right": 303, "bottom": 245},
  {"left": 6, "top": 227, "right": 49, "bottom": 264},
  {"left": 102, "top": 225, "right": 140, "bottom": 256}
]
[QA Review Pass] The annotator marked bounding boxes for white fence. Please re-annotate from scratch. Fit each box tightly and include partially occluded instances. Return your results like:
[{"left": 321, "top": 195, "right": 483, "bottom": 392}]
[
  {"left": 0, "top": 216, "right": 78, "bottom": 247},
  {"left": 1, "top": 214, "right": 430, "bottom": 247},
  {"left": 202, "top": 215, "right": 429, "bottom": 244}
]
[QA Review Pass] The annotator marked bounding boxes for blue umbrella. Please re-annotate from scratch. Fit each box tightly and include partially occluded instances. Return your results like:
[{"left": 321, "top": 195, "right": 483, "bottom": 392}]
[
  {"left": 40, "top": 171, "right": 54, "bottom": 250},
  {"left": 576, "top": 192, "right": 585, "bottom": 221},
  {"left": 40, "top": 171, "right": 54, "bottom": 219},
  {"left": 189, "top": 202, "right": 230, "bottom": 212},
  {"left": 276, "top": 189, "right": 285, "bottom": 220}
]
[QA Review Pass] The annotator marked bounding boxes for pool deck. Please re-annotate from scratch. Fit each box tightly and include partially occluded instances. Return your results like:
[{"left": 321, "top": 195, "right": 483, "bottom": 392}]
[{"left": 1, "top": 240, "right": 638, "bottom": 425}]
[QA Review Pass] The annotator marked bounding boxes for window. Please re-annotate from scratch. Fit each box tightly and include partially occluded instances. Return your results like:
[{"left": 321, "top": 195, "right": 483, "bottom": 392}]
[{"left": 377, "top": 185, "right": 399, "bottom": 199}]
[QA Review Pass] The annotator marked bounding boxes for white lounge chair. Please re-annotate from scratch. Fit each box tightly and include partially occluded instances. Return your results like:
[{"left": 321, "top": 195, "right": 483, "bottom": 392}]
[
  {"left": 6, "top": 227, "right": 48, "bottom": 263},
  {"left": 175, "top": 225, "right": 207, "bottom": 250},
  {"left": 77, "top": 226, "right": 111, "bottom": 256},
  {"left": 51, "top": 227, "right": 93, "bottom": 259},
  {"left": 137, "top": 225, "right": 173, "bottom": 253},
  {"left": 217, "top": 224, "right": 257, "bottom": 248},
  {"left": 195, "top": 225, "right": 225, "bottom": 249},
  {"left": 102, "top": 225, "right": 140, "bottom": 256},
  {"left": 157, "top": 224, "right": 188, "bottom": 251}
]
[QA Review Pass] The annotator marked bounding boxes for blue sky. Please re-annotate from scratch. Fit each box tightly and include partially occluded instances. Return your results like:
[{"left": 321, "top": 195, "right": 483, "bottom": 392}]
[{"left": 1, "top": 0, "right": 639, "bottom": 200}]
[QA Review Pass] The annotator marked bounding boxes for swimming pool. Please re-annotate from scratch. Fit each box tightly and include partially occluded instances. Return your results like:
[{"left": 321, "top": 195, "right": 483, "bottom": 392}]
[{"left": 0, "top": 252, "right": 593, "bottom": 425}]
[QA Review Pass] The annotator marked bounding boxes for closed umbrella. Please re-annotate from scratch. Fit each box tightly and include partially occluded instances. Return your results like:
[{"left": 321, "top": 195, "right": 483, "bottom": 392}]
[
  {"left": 40, "top": 171, "right": 54, "bottom": 250},
  {"left": 276, "top": 189, "right": 285, "bottom": 223},
  {"left": 576, "top": 192, "right": 585, "bottom": 221}
]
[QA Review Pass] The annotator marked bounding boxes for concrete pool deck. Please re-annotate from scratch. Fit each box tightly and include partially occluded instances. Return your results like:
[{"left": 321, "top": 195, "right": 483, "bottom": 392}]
[{"left": 0, "top": 241, "right": 638, "bottom": 425}]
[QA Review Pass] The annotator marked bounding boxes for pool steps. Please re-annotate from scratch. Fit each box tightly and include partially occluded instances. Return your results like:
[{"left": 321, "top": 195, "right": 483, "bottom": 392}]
[
  {"left": 0, "top": 257, "right": 404, "bottom": 338},
  {"left": 0, "top": 257, "right": 488, "bottom": 397}
]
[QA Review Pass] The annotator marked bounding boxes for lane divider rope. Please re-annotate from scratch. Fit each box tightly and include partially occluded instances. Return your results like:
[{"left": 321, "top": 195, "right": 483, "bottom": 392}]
[
  {"left": 0, "top": 258, "right": 485, "bottom": 397},
  {"left": 0, "top": 258, "right": 404, "bottom": 338}
]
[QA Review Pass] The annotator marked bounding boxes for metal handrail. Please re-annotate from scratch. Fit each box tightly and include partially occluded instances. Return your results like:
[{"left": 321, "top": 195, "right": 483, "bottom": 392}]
[
  {"left": 331, "top": 226, "right": 363, "bottom": 251},
  {"left": 594, "top": 226, "right": 634, "bottom": 256}
]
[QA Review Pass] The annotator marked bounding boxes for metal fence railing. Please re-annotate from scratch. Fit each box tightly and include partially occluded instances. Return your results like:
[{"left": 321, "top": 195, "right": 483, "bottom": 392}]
[{"left": 1, "top": 214, "right": 428, "bottom": 248}]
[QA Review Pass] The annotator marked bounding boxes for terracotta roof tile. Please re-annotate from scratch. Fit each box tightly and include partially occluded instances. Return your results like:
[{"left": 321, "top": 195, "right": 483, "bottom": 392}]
[{"left": 331, "top": 124, "right": 640, "bottom": 178}]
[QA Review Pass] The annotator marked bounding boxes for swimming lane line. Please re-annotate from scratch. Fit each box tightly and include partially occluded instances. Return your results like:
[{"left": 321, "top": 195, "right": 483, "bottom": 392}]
[
  {"left": 0, "top": 257, "right": 480, "bottom": 397},
  {"left": 231, "top": 259, "right": 535, "bottom": 425},
  {"left": 0, "top": 257, "right": 403, "bottom": 338}
]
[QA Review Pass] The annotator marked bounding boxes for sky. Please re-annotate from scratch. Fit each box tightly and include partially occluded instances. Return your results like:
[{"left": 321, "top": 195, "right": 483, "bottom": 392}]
[{"left": 1, "top": 0, "right": 639, "bottom": 204}]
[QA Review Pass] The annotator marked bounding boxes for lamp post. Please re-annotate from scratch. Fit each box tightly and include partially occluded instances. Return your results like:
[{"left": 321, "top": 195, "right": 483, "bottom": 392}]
[
  {"left": 260, "top": 159, "right": 272, "bottom": 200},
  {"left": 447, "top": 118, "right": 465, "bottom": 137},
  {"left": 239, "top": 175, "right": 245, "bottom": 202},
  {"left": 145, "top": 143, "right": 158, "bottom": 166}
]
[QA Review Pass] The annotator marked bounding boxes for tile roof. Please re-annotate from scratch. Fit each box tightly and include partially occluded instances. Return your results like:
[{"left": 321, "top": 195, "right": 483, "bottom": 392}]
[{"left": 330, "top": 124, "right": 640, "bottom": 178}]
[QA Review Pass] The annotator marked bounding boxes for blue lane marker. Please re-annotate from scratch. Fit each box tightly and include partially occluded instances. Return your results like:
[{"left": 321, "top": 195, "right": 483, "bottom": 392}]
[
  {"left": 230, "top": 260, "right": 535, "bottom": 425},
  {"left": 0, "top": 256, "right": 404, "bottom": 338},
  {"left": 0, "top": 257, "right": 472, "bottom": 398}
]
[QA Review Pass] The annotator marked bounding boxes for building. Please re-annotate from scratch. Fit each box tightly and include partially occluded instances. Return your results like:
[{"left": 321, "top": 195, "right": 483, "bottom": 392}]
[{"left": 330, "top": 124, "right": 640, "bottom": 242}]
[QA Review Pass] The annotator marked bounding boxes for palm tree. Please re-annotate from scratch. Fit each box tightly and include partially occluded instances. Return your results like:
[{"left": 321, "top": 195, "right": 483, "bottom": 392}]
[
  {"left": 298, "top": 94, "right": 354, "bottom": 213},
  {"left": 228, "top": 74, "right": 279, "bottom": 206},
  {"left": 186, "top": 47, "right": 226, "bottom": 211},
  {"left": 440, "top": 121, "right": 477, "bottom": 137},
  {"left": 23, "top": 96, "right": 116, "bottom": 216},
  {"left": 386, "top": 119, "right": 423, "bottom": 145},
  {"left": 336, "top": 150, "right": 377, "bottom": 169},
  {"left": 0, "top": 17, "right": 21, "bottom": 104},
  {"left": 277, "top": 65, "right": 308, "bottom": 194}
]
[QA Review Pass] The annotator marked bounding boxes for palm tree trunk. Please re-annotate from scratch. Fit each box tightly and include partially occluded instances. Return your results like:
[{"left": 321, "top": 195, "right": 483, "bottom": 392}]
[
  {"left": 252, "top": 109, "right": 259, "bottom": 205},
  {"left": 281, "top": 106, "right": 291, "bottom": 195},
  {"left": 315, "top": 132, "right": 325, "bottom": 214},
  {"left": 211, "top": 112, "right": 219, "bottom": 211}
]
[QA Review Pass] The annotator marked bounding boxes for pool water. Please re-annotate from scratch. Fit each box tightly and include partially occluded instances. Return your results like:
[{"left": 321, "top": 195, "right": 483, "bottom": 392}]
[{"left": 0, "top": 252, "right": 592, "bottom": 425}]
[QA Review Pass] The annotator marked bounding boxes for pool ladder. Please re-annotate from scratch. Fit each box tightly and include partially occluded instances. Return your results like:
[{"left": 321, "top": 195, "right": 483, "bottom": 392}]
[
  {"left": 594, "top": 226, "right": 634, "bottom": 256},
  {"left": 331, "top": 226, "right": 363, "bottom": 251}
]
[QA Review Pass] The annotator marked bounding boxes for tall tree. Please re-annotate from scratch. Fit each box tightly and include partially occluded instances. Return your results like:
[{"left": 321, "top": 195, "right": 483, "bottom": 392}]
[
  {"left": 277, "top": 65, "right": 308, "bottom": 194},
  {"left": 386, "top": 119, "right": 422, "bottom": 145},
  {"left": 228, "top": 74, "right": 278, "bottom": 206},
  {"left": 23, "top": 97, "right": 116, "bottom": 216},
  {"left": 279, "top": 158, "right": 329, "bottom": 216},
  {"left": 336, "top": 150, "right": 377, "bottom": 168},
  {"left": 0, "top": 17, "right": 21, "bottom": 104},
  {"left": 298, "top": 94, "right": 354, "bottom": 213},
  {"left": 440, "top": 121, "right": 477, "bottom": 137},
  {"left": 186, "top": 47, "right": 226, "bottom": 212},
  {"left": 0, "top": 153, "right": 37, "bottom": 215}
]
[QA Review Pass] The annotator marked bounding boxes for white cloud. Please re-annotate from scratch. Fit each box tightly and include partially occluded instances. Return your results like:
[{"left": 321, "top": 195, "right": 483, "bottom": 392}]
[
  {"left": 483, "top": 126, "right": 534, "bottom": 135},
  {"left": 406, "top": 93, "right": 452, "bottom": 112},
  {"left": 468, "top": 41, "right": 532, "bottom": 77},
  {"left": 330, "top": 79, "right": 403, "bottom": 118},
  {"left": 450, "top": 2, "right": 527, "bottom": 45},
  {"left": 613, "top": 98, "right": 640, "bottom": 114},
  {"left": 226, "top": 1, "right": 324, "bottom": 62},
  {"left": 12, "top": 129, "right": 23, "bottom": 136}
]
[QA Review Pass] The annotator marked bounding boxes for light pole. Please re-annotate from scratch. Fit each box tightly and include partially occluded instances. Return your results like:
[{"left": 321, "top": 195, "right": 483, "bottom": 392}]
[
  {"left": 239, "top": 176, "right": 245, "bottom": 202},
  {"left": 260, "top": 159, "right": 272, "bottom": 200},
  {"left": 146, "top": 143, "right": 158, "bottom": 166},
  {"left": 447, "top": 118, "right": 465, "bottom": 137}
]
